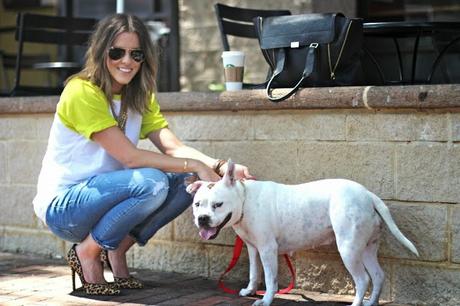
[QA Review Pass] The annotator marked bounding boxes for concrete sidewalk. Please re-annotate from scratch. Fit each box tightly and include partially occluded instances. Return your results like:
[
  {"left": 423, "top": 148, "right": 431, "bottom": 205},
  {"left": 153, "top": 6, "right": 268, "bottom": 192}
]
[{"left": 0, "top": 252, "right": 404, "bottom": 306}]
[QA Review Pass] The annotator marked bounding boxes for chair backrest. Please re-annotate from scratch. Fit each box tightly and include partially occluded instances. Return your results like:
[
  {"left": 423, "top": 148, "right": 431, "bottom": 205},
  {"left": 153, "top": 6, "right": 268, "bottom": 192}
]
[
  {"left": 12, "top": 13, "right": 97, "bottom": 96},
  {"left": 214, "top": 3, "right": 291, "bottom": 51}
]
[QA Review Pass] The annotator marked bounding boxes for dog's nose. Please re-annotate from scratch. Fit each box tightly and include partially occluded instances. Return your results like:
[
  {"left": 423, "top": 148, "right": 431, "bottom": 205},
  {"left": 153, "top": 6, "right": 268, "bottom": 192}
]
[{"left": 198, "top": 215, "right": 210, "bottom": 227}]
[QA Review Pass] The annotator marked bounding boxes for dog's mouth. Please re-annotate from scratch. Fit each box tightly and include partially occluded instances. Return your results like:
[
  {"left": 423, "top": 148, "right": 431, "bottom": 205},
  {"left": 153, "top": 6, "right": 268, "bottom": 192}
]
[{"left": 199, "top": 213, "right": 232, "bottom": 240}]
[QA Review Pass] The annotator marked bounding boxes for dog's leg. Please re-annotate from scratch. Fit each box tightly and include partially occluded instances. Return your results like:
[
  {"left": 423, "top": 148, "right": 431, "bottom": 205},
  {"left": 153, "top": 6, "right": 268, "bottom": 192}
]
[
  {"left": 253, "top": 245, "right": 278, "bottom": 306},
  {"left": 331, "top": 195, "right": 380, "bottom": 306},
  {"left": 240, "top": 243, "right": 260, "bottom": 296},
  {"left": 338, "top": 240, "right": 370, "bottom": 306},
  {"left": 362, "top": 239, "right": 384, "bottom": 306}
]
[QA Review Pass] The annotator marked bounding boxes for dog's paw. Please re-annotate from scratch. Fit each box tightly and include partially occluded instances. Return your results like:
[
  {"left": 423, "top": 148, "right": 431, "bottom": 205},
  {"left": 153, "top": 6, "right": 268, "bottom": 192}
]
[
  {"left": 239, "top": 288, "right": 255, "bottom": 297},
  {"left": 252, "top": 299, "right": 268, "bottom": 306}
]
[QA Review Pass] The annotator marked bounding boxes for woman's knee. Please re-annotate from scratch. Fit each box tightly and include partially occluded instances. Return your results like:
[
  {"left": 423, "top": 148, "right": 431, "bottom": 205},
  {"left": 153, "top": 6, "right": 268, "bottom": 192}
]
[{"left": 130, "top": 168, "right": 169, "bottom": 201}]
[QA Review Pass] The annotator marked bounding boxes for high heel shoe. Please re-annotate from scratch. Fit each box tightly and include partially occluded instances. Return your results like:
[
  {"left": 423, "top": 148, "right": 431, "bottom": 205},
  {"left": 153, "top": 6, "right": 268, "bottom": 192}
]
[
  {"left": 100, "top": 249, "right": 144, "bottom": 289},
  {"left": 66, "top": 244, "right": 121, "bottom": 295}
]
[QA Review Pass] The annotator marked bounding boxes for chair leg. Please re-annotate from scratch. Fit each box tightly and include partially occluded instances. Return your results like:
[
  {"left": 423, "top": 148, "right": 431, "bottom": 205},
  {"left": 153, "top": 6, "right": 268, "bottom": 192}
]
[{"left": 0, "top": 55, "right": 10, "bottom": 93}]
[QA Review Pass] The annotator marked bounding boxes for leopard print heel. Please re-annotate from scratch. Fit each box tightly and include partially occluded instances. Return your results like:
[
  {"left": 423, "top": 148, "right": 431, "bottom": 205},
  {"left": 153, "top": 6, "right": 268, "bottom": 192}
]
[
  {"left": 113, "top": 276, "right": 144, "bottom": 289},
  {"left": 66, "top": 244, "right": 121, "bottom": 295},
  {"left": 101, "top": 249, "right": 144, "bottom": 289}
]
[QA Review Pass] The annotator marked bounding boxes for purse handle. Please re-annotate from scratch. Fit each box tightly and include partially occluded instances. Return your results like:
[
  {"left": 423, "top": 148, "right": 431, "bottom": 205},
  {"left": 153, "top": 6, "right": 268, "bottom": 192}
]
[{"left": 266, "top": 43, "right": 317, "bottom": 102}]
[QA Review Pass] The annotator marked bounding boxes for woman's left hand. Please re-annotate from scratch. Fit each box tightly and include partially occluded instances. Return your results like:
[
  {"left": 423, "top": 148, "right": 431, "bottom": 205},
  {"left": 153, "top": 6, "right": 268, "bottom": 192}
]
[{"left": 193, "top": 160, "right": 221, "bottom": 182}]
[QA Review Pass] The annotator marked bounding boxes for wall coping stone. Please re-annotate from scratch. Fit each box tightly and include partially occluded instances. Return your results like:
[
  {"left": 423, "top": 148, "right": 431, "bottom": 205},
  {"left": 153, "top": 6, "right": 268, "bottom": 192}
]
[{"left": 1, "top": 84, "right": 460, "bottom": 114}]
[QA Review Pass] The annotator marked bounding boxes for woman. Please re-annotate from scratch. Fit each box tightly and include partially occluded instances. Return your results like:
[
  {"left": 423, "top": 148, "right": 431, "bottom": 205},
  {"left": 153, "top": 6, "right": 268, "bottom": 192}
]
[{"left": 33, "top": 13, "right": 254, "bottom": 296}]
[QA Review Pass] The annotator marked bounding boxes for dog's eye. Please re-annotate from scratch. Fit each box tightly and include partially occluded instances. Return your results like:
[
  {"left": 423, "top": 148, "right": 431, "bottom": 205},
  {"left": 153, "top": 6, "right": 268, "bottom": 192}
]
[
  {"left": 213, "top": 202, "right": 223, "bottom": 209},
  {"left": 194, "top": 202, "right": 200, "bottom": 207}
]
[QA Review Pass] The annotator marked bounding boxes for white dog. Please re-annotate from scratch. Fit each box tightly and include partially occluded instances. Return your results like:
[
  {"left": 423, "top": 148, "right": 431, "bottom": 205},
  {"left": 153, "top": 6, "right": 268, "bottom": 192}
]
[{"left": 186, "top": 160, "right": 419, "bottom": 306}]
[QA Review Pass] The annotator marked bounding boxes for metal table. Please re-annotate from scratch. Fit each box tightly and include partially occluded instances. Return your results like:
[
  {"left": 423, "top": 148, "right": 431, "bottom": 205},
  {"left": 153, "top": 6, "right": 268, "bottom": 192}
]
[{"left": 363, "top": 21, "right": 460, "bottom": 84}]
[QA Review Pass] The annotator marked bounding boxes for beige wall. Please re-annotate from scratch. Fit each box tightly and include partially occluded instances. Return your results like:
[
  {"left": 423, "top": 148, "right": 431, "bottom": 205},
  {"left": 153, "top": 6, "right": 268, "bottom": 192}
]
[{"left": 1, "top": 89, "right": 459, "bottom": 305}]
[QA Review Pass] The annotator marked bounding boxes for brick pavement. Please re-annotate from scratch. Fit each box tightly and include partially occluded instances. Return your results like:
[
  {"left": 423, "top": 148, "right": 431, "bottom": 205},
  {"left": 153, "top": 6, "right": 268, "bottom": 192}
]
[{"left": 0, "top": 252, "right": 405, "bottom": 306}]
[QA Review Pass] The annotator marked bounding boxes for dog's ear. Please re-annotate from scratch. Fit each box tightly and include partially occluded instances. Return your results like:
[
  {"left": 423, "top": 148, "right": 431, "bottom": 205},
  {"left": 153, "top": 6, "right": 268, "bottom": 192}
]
[
  {"left": 186, "top": 180, "right": 204, "bottom": 195},
  {"left": 222, "top": 159, "right": 235, "bottom": 187},
  {"left": 184, "top": 174, "right": 199, "bottom": 186}
]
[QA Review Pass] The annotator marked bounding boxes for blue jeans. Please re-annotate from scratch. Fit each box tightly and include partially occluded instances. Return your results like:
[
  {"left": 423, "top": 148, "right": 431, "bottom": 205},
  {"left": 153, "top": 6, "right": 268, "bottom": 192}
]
[{"left": 45, "top": 168, "right": 193, "bottom": 249}]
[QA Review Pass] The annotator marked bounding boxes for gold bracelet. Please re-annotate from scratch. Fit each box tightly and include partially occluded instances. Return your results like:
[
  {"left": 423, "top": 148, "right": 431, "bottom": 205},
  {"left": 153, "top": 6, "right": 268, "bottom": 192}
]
[
  {"left": 213, "top": 159, "right": 226, "bottom": 176},
  {"left": 183, "top": 159, "right": 188, "bottom": 172}
]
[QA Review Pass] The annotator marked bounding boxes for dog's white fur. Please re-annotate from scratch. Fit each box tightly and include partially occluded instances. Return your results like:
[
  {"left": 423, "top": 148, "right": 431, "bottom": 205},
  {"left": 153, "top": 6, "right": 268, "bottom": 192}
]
[{"left": 186, "top": 160, "right": 418, "bottom": 306}]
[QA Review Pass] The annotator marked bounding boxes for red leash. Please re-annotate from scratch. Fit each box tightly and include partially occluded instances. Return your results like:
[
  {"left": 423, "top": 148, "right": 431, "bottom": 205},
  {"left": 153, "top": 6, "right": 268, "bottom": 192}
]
[{"left": 218, "top": 235, "right": 296, "bottom": 295}]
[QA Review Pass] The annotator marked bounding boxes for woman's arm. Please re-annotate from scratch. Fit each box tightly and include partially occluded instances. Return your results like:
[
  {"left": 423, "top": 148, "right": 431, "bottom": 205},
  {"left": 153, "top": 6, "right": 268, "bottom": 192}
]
[
  {"left": 148, "top": 127, "right": 217, "bottom": 167},
  {"left": 91, "top": 126, "right": 219, "bottom": 181},
  {"left": 148, "top": 128, "right": 255, "bottom": 180}
]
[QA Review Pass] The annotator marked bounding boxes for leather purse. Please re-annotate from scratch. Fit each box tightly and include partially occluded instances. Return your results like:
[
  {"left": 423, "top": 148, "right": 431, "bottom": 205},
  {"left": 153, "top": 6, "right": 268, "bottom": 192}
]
[{"left": 255, "top": 13, "right": 364, "bottom": 102}]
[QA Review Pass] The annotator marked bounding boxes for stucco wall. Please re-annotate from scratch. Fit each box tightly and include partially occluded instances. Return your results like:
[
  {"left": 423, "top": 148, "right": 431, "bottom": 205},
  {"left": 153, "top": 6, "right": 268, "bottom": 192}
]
[{"left": 1, "top": 85, "right": 459, "bottom": 305}]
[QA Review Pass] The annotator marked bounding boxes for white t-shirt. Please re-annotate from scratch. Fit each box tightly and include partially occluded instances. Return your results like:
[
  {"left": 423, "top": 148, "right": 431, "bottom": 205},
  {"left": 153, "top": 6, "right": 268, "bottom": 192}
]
[{"left": 33, "top": 78, "right": 168, "bottom": 224}]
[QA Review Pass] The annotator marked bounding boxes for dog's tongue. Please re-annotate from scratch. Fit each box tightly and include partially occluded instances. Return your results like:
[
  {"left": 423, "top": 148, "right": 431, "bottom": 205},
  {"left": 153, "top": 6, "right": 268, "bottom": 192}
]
[{"left": 199, "top": 227, "right": 217, "bottom": 240}]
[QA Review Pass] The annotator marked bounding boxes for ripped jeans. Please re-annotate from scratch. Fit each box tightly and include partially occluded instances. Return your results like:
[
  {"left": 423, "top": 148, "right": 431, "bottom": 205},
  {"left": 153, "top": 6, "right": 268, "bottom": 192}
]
[{"left": 45, "top": 168, "right": 193, "bottom": 249}]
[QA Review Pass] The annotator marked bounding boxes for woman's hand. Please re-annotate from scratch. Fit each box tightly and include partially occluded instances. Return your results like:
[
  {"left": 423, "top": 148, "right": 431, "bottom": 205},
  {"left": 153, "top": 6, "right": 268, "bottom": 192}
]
[
  {"left": 215, "top": 160, "right": 255, "bottom": 180},
  {"left": 230, "top": 163, "right": 255, "bottom": 180},
  {"left": 190, "top": 159, "right": 221, "bottom": 182},
  {"left": 235, "top": 163, "right": 255, "bottom": 180}
]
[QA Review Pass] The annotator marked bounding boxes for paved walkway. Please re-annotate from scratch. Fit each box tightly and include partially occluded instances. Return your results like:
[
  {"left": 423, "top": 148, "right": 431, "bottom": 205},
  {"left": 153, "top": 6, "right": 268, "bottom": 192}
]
[{"left": 0, "top": 252, "right": 405, "bottom": 306}]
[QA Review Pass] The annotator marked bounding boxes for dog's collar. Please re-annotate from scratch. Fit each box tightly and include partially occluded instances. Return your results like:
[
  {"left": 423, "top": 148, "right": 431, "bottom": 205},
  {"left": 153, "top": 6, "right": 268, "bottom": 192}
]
[{"left": 234, "top": 180, "right": 246, "bottom": 225}]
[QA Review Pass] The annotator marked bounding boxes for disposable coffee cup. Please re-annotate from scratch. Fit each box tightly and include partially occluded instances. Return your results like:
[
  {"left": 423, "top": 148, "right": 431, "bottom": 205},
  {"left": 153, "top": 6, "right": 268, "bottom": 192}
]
[{"left": 221, "top": 51, "right": 245, "bottom": 91}]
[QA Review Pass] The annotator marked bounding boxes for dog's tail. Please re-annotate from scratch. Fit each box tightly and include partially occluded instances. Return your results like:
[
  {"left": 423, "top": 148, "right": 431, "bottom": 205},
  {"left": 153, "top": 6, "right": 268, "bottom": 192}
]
[{"left": 370, "top": 192, "right": 419, "bottom": 256}]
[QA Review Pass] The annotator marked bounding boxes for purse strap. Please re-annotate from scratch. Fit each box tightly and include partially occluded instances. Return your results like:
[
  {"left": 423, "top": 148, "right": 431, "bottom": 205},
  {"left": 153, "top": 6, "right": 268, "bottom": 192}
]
[{"left": 266, "top": 43, "right": 317, "bottom": 102}]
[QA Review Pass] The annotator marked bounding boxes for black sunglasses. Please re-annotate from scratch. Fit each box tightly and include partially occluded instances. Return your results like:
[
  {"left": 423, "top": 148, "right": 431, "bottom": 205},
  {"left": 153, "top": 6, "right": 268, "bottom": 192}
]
[{"left": 108, "top": 47, "right": 145, "bottom": 63}]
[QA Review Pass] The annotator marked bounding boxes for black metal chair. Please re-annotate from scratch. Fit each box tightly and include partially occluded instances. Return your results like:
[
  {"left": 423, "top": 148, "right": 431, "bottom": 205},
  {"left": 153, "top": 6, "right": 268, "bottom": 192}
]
[
  {"left": 0, "top": 25, "right": 48, "bottom": 96},
  {"left": 11, "top": 13, "right": 97, "bottom": 96},
  {"left": 214, "top": 3, "right": 291, "bottom": 89},
  {"left": 1, "top": 51, "right": 50, "bottom": 95}
]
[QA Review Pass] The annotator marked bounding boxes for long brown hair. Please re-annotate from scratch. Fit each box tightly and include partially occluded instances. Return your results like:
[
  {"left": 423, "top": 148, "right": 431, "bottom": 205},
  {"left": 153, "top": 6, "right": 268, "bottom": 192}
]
[{"left": 70, "top": 14, "right": 158, "bottom": 114}]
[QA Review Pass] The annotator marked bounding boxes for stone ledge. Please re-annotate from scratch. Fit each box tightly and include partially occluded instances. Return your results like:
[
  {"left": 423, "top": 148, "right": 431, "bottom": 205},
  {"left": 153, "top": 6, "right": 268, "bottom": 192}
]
[{"left": 1, "top": 84, "right": 460, "bottom": 114}]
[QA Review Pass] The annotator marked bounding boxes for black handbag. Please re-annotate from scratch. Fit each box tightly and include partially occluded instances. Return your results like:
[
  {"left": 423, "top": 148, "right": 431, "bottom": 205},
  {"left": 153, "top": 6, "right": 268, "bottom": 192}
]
[{"left": 255, "top": 13, "right": 364, "bottom": 102}]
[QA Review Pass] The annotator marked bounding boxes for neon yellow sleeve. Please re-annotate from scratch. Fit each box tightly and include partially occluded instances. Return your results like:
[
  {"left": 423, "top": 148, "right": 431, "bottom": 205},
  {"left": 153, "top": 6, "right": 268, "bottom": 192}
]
[
  {"left": 57, "top": 78, "right": 117, "bottom": 139},
  {"left": 140, "top": 93, "right": 168, "bottom": 139}
]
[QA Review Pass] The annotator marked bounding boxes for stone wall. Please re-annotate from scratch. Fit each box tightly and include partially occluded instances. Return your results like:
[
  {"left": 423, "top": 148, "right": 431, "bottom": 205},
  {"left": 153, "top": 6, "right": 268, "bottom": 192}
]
[{"left": 1, "top": 85, "right": 459, "bottom": 305}]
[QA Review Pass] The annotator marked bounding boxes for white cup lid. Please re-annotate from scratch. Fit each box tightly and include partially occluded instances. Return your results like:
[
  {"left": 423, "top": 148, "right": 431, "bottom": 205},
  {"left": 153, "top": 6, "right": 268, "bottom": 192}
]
[{"left": 221, "top": 51, "right": 244, "bottom": 58}]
